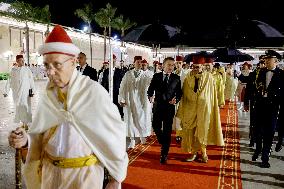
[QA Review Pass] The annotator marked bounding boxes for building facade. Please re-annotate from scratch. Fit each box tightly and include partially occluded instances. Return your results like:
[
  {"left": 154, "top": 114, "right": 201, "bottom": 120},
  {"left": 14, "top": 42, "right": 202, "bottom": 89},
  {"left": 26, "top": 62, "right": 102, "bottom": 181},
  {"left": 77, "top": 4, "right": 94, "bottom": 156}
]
[{"left": 0, "top": 16, "right": 152, "bottom": 73}]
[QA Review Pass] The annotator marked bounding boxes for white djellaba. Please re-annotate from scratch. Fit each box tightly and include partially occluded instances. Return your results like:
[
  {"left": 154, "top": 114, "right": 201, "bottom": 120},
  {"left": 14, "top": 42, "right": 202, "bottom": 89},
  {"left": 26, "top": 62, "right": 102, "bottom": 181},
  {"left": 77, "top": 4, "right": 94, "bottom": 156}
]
[{"left": 4, "top": 64, "right": 35, "bottom": 124}]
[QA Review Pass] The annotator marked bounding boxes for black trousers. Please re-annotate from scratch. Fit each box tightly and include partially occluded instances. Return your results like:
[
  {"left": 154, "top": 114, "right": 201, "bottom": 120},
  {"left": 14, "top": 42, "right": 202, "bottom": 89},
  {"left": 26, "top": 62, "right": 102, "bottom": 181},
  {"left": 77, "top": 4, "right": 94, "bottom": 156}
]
[
  {"left": 152, "top": 103, "right": 175, "bottom": 156},
  {"left": 113, "top": 91, "right": 124, "bottom": 118},
  {"left": 249, "top": 100, "right": 256, "bottom": 143},
  {"left": 254, "top": 98, "right": 280, "bottom": 162},
  {"left": 276, "top": 115, "right": 284, "bottom": 145}
]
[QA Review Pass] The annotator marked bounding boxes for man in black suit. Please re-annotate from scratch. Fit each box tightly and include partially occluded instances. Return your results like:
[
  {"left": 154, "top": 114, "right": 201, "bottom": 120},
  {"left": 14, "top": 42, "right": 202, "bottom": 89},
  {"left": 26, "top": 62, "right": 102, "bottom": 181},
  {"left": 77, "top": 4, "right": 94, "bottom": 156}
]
[
  {"left": 147, "top": 57, "right": 182, "bottom": 164},
  {"left": 77, "top": 52, "right": 98, "bottom": 81},
  {"left": 251, "top": 50, "right": 284, "bottom": 168},
  {"left": 113, "top": 60, "right": 128, "bottom": 118}
]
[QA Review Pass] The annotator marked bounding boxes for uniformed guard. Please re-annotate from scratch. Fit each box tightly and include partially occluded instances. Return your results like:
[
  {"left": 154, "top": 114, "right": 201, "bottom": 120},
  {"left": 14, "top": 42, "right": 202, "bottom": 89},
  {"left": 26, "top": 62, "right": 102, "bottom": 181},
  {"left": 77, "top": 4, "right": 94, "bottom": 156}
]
[
  {"left": 244, "top": 55, "right": 266, "bottom": 147},
  {"left": 251, "top": 50, "right": 284, "bottom": 168}
]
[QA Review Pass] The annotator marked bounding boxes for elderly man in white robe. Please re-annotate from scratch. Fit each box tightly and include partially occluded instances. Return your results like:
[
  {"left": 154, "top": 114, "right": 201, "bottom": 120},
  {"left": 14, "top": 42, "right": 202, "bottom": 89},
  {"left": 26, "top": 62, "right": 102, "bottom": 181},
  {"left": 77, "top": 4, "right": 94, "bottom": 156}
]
[
  {"left": 4, "top": 54, "right": 35, "bottom": 127},
  {"left": 119, "top": 57, "right": 153, "bottom": 149},
  {"left": 8, "top": 25, "right": 128, "bottom": 189}
]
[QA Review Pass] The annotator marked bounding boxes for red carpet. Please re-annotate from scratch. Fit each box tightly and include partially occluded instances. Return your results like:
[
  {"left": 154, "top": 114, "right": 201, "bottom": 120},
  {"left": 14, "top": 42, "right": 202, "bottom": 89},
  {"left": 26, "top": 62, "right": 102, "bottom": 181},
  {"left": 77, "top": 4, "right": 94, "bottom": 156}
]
[{"left": 123, "top": 102, "right": 242, "bottom": 189}]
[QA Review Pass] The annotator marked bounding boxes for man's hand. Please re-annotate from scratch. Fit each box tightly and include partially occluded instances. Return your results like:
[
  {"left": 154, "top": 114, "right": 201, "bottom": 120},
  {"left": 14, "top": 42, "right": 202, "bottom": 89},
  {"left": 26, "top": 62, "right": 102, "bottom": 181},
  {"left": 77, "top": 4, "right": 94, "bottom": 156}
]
[
  {"left": 105, "top": 178, "right": 120, "bottom": 189},
  {"left": 119, "top": 102, "right": 127, "bottom": 107},
  {"left": 148, "top": 96, "right": 155, "bottom": 103},
  {"left": 8, "top": 127, "right": 28, "bottom": 149},
  {"left": 3, "top": 93, "right": 8, "bottom": 97},
  {"left": 169, "top": 97, "right": 176, "bottom": 105}
]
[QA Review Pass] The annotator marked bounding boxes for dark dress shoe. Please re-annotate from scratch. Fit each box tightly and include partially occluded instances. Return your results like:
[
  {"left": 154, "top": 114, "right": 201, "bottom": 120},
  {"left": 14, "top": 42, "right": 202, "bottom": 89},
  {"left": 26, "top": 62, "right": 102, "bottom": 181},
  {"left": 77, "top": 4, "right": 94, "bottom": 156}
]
[
  {"left": 275, "top": 143, "right": 283, "bottom": 152},
  {"left": 260, "top": 161, "right": 270, "bottom": 168},
  {"left": 175, "top": 136, "right": 182, "bottom": 144},
  {"left": 249, "top": 140, "right": 254, "bottom": 147},
  {"left": 160, "top": 155, "right": 167, "bottom": 164},
  {"left": 252, "top": 153, "right": 259, "bottom": 161}
]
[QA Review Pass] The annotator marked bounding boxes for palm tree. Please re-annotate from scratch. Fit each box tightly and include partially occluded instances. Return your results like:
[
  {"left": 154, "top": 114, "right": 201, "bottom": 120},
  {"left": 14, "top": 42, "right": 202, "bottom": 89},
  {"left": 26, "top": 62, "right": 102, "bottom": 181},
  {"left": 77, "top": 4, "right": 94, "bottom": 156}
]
[
  {"left": 4, "top": 1, "right": 50, "bottom": 65},
  {"left": 75, "top": 3, "right": 96, "bottom": 66},
  {"left": 113, "top": 15, "right": 136, "bottom": 60},
  {"left": 37, "top": 5, "right": 51, "bottom": 37},
  {"left": 95, "top": 3, "right": 117, "bottom": 101},
  {"left": 95, "top": 3, "right": 117, "bottom": 62},
  {"left": 7, "top": 1, "right": 37, "bottom": 65},
  {"left": 113, "top": 15, "right": 136, "bottom": 38}
]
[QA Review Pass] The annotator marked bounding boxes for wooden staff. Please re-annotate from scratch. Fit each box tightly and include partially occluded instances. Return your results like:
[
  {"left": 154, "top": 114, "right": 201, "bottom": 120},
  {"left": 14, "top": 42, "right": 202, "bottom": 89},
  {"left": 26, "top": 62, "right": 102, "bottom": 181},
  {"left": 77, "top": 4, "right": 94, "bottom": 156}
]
[
  {"left": 15, "top": 147, "right": 22, "bottom": 189},
  {"left": 15, "top": 124, "right": 29, "bottom": 189}
]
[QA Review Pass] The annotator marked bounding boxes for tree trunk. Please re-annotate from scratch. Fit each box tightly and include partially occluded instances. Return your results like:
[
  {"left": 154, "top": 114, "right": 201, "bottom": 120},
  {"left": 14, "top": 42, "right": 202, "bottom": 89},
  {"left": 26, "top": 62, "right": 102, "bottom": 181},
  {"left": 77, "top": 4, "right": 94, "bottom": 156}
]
[
  {"left": 120, "top": 30, "right": 124, "bottom": 61},
  {"left": 89, "top": 22, "right": 93, "bottom": 67},
  {"left": 120, "top": 41, "right": 123, "bottom": 61},
  {"left": 44, "top": 24, "right": 50, "bottom": 37},
  {"left": 103, "top": 28, "right": 107, "bottom": 62},
  {"left": 25, "top": 22, "right": 30, "bottom": 66},
  {"left": 108, "top": 23, "right": 113, "bottom": 101}
]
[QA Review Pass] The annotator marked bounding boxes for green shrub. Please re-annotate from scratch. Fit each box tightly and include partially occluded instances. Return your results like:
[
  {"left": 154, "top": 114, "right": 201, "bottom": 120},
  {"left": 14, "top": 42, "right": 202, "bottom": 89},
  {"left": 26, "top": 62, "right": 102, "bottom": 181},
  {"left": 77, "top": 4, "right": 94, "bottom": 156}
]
[{"left": 0, "top": 73, "right": 10, "bottom": 80}]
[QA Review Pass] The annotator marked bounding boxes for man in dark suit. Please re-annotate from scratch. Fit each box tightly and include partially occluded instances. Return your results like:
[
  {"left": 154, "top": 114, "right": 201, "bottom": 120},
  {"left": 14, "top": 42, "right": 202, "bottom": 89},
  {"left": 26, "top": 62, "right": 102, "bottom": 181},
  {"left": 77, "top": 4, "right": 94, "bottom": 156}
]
[
  {"left": 251, "top": 50, "right": 284, "bottom": 168},
  {"left": 77, "top": 52, "right": 98, "bottom": 81},
  {"left": 113, "top": 60, "right": 128, "bottom": 118},
  {"left": 147, "top": 57, "right": 182, "bottom": 164}
]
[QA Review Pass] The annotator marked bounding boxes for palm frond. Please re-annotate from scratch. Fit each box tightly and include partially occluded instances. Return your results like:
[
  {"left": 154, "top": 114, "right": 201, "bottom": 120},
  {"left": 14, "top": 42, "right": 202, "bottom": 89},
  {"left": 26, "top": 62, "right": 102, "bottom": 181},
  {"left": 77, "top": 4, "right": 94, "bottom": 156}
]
[{"left": 75, "top": 3, "right": 95, "bottom": 24}]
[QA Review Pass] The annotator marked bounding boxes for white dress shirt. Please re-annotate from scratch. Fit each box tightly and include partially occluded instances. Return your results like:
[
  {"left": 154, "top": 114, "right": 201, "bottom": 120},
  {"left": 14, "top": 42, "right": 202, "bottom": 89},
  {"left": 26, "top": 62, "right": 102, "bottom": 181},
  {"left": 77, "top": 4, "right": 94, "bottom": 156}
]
[{"left": 266, "top": 68, "right": 275, "bottom": 88}]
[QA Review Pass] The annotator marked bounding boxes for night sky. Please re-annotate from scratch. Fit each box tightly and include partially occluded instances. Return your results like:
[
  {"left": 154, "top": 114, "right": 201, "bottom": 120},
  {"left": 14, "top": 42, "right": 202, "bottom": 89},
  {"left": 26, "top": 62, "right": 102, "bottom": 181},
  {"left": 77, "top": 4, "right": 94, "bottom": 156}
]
[{"left": 20, "top": 0, "right": 284, "bottom": 46}]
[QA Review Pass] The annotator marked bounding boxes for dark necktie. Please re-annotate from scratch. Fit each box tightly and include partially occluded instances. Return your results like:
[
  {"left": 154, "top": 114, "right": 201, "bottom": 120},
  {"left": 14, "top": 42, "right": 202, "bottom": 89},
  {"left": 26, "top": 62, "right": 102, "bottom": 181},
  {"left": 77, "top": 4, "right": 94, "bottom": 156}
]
[
  {"left": 80, "top": 67, "right": 83, "bottom": 72},
  {"left": 164, "top": 74, "right": 169, "bottom": 84},
  {"left": 194, "top": 76, "right": 199, "bottom": 93}
]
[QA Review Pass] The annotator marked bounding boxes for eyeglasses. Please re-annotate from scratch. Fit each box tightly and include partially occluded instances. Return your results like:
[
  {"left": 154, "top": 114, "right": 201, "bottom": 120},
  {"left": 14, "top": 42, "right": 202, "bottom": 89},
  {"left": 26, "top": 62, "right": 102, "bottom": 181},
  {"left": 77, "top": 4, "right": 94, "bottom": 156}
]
[
  {"left": 44, "top": 57, "right": 73, "bottom": 71},
  {"left": 192, "top": 66, "right": 202, "bottom": 69}
]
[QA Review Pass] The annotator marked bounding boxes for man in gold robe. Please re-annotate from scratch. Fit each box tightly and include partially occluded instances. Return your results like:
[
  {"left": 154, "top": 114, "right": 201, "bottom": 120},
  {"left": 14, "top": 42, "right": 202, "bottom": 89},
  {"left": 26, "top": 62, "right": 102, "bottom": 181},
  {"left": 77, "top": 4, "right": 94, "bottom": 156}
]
[
  {"left": 204, "top": 56, "right": 225, "bottom": 107},
  {"left": 176, "top": 55, "right": 224, "bottom": 163},
  {"left": 224, "top": 63, "right": 238, "bottom": 102}
]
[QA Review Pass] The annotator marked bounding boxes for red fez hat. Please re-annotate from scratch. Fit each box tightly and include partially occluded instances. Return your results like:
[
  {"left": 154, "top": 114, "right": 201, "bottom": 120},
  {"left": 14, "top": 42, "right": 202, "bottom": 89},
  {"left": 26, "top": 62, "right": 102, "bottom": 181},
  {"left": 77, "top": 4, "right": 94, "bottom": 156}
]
[
  {"left": 175, "top": 55, "right": 184, "bottom": 62},
  {"left": 192, "top": 56, "right": 205, "bottom": 64},
  {"left": 242, "top": 62, "right": 249, "bottom": 67},
  {"left": 113, "top": 54, "right": 117, "bottom": 59},
  {"left": 103, "top": 61, "right": 109, "bottom": 64},
  {"left": 16, "top": 55, "right": 23, "bottom": 60},
  {"left": 134, "top": 56, "right": 142, "bottom": 62},
  {"left": 142, "top": 59, "right": 148, "bottom": 64},
  {"left": 205, "top": 57, "right": 214, "bottom": 64},
  {"left": 153, "top": 61, "right": 159, "bottom": 65}
]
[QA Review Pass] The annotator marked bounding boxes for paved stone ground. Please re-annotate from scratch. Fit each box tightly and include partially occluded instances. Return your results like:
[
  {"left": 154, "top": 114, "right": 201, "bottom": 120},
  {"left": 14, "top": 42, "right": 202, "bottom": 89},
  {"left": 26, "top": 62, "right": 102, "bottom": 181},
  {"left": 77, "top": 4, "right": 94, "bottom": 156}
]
[
  {"left": 238, "top": 109, "right": 284, "bottom": 189},
  {"left": 0, "top": 80, "right": 47, "bottom": 189},
  {"left": 0, "top": 80, "right": 284, "bottom": 189}
]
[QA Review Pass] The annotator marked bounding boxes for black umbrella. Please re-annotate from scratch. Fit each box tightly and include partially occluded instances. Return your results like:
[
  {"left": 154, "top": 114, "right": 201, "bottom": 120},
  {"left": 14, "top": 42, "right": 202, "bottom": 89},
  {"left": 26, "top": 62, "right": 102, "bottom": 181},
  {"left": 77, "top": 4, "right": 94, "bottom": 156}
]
[
  {"left": 230, "top": 19, "right": 284, "bottom": 47},
  {"left": 183, "top": 51, "right": 210, "bottom": 63},
  {"left": 122, "top": 23, "right": 183, "bottom": 47},
  {"left": 212, "top": 48, "right": 254, "bottom": 63}
]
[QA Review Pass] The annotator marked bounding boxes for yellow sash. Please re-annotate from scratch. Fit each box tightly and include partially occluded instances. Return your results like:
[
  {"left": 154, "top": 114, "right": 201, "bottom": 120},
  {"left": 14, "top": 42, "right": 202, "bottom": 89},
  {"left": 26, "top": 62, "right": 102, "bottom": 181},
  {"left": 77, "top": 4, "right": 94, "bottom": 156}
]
[{"left": 44, "top": 152, "right": 98, "bottom": 168}]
